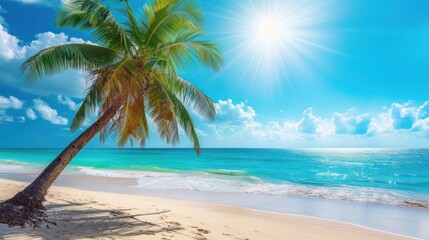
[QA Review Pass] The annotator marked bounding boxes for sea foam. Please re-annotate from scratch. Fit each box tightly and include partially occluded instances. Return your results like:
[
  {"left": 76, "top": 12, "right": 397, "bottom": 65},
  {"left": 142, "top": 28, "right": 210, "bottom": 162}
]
[{"left": 76, "top": 166, "right": 429, "bottom": 208}]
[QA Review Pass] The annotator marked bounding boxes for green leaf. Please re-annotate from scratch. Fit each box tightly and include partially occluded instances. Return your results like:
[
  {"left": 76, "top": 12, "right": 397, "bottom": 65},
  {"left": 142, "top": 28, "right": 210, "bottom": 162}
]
[{"left": 20, "top": 43, "right": 119, "bottom": 81}]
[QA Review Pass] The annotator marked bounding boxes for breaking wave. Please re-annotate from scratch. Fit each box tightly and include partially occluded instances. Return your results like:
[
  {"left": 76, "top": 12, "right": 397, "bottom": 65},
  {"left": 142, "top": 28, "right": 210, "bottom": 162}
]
[{"left": 77, "top": 166, "right": 429, "bottom": 208}]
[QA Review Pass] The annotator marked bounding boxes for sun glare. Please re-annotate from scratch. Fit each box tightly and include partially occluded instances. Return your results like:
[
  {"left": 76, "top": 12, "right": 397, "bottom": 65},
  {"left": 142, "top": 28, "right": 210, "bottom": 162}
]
[
  {"left": 245, "top": 5, "right": 287, "bottom": 59},
  {"left": 208, "top": 0, "right": 337, "bottom": 92},
  {"left": 255, "top": 17, "right": 282, "bottom": 43}
]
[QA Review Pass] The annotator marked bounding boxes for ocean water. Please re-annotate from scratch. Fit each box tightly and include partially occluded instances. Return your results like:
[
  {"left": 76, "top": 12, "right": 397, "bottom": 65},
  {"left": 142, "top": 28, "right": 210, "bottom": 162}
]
[{"left": 1, "top": 148, "right": 429, "bottom": 207}]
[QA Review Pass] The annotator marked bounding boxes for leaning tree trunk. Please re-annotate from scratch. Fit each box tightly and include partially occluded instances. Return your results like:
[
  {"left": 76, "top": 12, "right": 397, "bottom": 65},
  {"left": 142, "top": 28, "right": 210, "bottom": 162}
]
[{"left": 0, "top": 104, "right": 119, "bottom": 227}]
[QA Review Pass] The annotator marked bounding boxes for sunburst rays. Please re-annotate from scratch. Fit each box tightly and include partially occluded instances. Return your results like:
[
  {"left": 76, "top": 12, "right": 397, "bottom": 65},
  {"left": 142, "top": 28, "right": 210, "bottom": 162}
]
[{"left": 205, "top": 0, "right": 340, "bottom": 94}]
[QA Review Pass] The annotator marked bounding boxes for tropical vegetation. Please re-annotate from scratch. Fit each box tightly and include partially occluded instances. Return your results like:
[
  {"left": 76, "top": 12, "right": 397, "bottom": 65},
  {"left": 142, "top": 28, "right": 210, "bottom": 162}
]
[{"left": 0, "top": 0, "right": 222, "bottom": 227}]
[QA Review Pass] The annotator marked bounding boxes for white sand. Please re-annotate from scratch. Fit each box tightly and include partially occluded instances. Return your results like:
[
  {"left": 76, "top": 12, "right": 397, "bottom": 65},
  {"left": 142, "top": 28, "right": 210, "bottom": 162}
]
[{"left": 0, "top": 178, "right": 412, "bottom": 240}]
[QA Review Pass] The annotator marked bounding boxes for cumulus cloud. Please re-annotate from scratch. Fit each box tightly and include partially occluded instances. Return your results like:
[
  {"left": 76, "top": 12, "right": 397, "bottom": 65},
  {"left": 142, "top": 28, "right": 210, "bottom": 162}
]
[
  {"left": 249, "top": 120, "right": 300, "bottom": 141},
  {"left": 0, "top": 23, "right": 24, "bottom": 60},
  {"left": 296, "top": 108, "right": 334, "bottom": 135},
  {"left": 24, "top": 32, "right": 88, "bottom": 56},
  {"left": 0, "top": 15, "right": 89, "bottom": 97},
  {"left": 298, "top": 108, "right": 318, "bottom": 133},
  {"left": 57, "top": 95, "right": 80, "bottom": 111},
  {"left": 369, "top": 101, "right": 429, "bottom": 134},
  {"left": 0, "top": 109, "right": 13, "bottom": 122},
  {"left": 0, "top": 95, "right": 23, "bottom": 109},
  {"left": 206, "top": 99, "right": 260, "bottom": 138},
  {"left": 262, "top": 108, "right": 335, "bottom": 137},
  {"left": 332, "top": 109, "right": 371, "bottom": 135},
  {"left": 208, "top": 100, "right": 327, "bottom": 140},
  {"left": 390, "top": 102, "right": 416, "bottom": 130},
  {"left": 214, "top": 99, "right": 256, "bottom": 123},
  {"left": 0, "top": 95, "right": 23, "bottom": 122},
  {"left": 33, "top": 99, "right": 68, "bottom": 125},
  {"left": 414, "top": 118, "right": 429, "bottom": 132},
  {"left": 418, "top": 101, "right": 429, "bottom": 119},
  {"left": 199, "top": 99, "right": 429, "bottom": 147},
  {"left": 26, "top": 108, "right": 37, "bottom": 120},
  {"left": 248, "top": 108, "right": 335, "bottom": 141}
]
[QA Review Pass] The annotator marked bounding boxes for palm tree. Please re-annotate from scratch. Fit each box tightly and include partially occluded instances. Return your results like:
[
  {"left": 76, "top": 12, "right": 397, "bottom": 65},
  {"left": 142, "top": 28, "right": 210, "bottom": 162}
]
[{"left": 0, "top": 0, "right": 222, "bottom": 227}]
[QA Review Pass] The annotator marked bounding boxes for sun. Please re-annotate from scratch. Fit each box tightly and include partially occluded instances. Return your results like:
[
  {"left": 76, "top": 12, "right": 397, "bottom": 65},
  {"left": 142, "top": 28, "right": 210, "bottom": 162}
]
[
  {"left": 209, "top": 0, "right": 337, "bottom": 92},
  {"left": 255, "top": 17, "right": 282, "bottom": 43},
  {"left": 241, "top": 5, "right": 293, "bottom": 80},
  {"left": 245, "top": 5, "right": 287, "bottom": 54}
]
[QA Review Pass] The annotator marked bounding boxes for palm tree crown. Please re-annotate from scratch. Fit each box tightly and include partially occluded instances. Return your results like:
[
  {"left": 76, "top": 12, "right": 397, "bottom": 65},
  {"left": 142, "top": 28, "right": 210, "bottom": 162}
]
[{"left": 21, "top": 0, "right": 223, "bottom": 153}]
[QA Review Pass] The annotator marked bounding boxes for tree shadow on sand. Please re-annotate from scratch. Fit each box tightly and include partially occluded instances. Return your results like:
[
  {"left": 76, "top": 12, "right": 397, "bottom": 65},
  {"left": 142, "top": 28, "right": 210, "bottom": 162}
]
[{"left": 0, "top": 200, "right": 184, "bottom": 240}]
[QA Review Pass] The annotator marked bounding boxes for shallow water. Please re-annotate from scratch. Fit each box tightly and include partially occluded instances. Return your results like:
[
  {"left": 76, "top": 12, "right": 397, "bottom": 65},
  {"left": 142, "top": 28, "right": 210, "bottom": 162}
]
[{"left": 1, "top": 148, "right": 428, "bottom": 207}]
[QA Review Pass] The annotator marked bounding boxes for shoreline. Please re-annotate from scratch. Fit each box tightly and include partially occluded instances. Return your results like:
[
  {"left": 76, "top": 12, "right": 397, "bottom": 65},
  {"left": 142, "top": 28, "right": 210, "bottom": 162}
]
[
  {"left": 2, "top": 162, "right": 429, "bottom": 209},
  {"left": 0, "top": 178, "right": 416, "bottom": 240},
  {"left": 1, "top": 175, "right": 428, "bottom": 239}
]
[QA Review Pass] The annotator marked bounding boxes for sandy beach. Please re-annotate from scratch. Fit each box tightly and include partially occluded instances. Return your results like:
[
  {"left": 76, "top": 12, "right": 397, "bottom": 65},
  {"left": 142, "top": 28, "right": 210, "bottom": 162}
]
[
  {"left": 0, "top": 178, "right": 412, "bottom": 240},
  {"left": 1, "top": 0, "right": 429, "bottom": 239}
]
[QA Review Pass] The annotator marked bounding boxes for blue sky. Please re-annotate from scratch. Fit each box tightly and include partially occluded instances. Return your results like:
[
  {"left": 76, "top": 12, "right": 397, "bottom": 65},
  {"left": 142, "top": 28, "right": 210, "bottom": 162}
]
[{"left": 1, "top": 0, "right": 429, "bottom": 148}]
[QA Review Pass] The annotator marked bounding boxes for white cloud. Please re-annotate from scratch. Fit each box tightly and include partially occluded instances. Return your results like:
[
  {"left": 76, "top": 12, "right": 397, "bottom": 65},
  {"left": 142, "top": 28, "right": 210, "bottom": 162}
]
[
  {"left": 414, "top": 118, "right": 429, "bottom": 132},
  {"left": 207, "top": 99, "right": 260, "bottom": 139},
  {"left": 368, "top": 110, "right": 392, "bottom": 133},
  {"left": 0, "top": 95, "right": 23, "bottom": 109},
  {"left": 296, "top": 108, "right": 334, "bottom": 135},
  {"left": 214, "top": 99, "right": 256, "bottom": 123},
  {"left": 390, "top": 102, "right": 416, "bottom": 130},
  {"left": 248, "top": 108, "right": 335, "bottom": 141},
  {"left": 208, "top": 100, "right": 331, "bottom": 141},
  {"left": 297, "top": 108, "right": 318, "bottom": 133},
  {"left": 0, "top": 16, "right": 90, "bottom": 97},
  {"left": 57, "top": 95, "right": 80, "bottom": 111},
  {"left": 0, "top": 24, "right": 24, "bottom": 60},
  {"left": 198, "top": 99, "right": 429, "bottom": 147},
  {"left": 26, "top": 108, "right": 37, "bottom": 120},
  {"left": 369, "top": 101, "right": 429, "bottom": 134},
  {"left": 418, "top": 101, "right": 429, "bottom": 119},
  {"left": 0, "top": 109, "right": 13, "bottom": 122},
  {"left": 33, "top": 99, "right": 68, "bottom": 125},
  {"left": 249, "top": 121, "right": 300, "bottom": 141},
  {"left": 23, "top": 32, "right": 87, "bottom": 57},
  {"left": 332, "top": 108, "right": 371, "bottom": 135}
]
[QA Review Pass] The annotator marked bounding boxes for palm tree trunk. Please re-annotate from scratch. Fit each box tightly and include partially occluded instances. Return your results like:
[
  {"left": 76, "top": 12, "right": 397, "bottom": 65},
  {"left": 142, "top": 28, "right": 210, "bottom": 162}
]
[{"left": 0, "top": 103, "right": 119, "bottom": 227}]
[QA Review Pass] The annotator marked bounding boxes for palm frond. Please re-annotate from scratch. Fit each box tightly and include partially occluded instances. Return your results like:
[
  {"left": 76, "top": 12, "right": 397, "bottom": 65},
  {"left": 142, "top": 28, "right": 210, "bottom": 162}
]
[
  {"left": 147, "top": 72, "right": 179, "bottom": 144},
  {"left": 118, "top": 0, "right": 146, "bottom": 47},
  {"left": 70, "top": 68, "right": 112, "bottom": 131},
  {"left": 168, "top": 92, "right": 200, "bottom": 154},
  {"left": 155, "top": 31, "right": 223, "bottom": 71},
  {"left": 142, "top": 0, "right": 202, "bottom": 48},
  {"left": 57, "top": 0, "right": 133, "bottom": 54},
  {"left": 167, "top": 77, "right": 216, "bottom": 120},
  {"left": 117, "top": 77, "right": 149, "bottom": 147},
  {"left": 20, "top": 43, "right": 119, "bottom": 81}
]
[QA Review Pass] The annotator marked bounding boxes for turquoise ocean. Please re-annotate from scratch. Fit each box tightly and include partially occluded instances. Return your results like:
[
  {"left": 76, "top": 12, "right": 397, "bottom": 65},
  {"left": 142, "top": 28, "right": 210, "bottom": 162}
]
[{"left": 1, "top": 148, "right": 429, "bottom": 207}]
